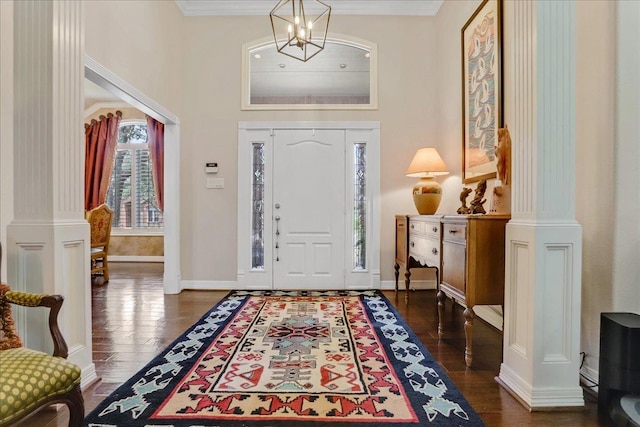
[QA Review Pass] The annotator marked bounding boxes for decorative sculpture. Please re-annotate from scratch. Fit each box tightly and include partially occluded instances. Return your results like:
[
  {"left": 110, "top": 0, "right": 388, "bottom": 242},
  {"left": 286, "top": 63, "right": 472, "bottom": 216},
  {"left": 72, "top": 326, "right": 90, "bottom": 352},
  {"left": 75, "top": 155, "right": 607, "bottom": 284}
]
[
  {"left": 457, "top": 187, "right": 473, "bottom": 214},
  {"left": 495, "top": 125, "right": 511, "bottom": 185},
  {"left": 489, "top": 124, "right": 512, "bottom": 214},
  {"left": 470, "top": 179, "right": 487, "bottom": 214}
]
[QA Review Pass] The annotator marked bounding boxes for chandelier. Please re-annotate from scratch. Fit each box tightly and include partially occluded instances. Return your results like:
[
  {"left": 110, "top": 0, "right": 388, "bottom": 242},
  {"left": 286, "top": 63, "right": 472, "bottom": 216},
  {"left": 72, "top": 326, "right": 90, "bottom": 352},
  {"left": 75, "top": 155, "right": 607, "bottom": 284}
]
[{"left": 270, "top": 0, "right": 331, "bottom": 62}]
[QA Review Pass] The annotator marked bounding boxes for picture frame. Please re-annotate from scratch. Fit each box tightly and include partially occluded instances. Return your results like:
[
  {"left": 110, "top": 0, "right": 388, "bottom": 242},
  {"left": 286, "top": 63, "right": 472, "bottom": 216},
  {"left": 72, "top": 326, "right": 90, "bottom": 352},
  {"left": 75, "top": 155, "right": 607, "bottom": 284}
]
[{"left": 461, "top": 0, "right": 503, "bottom": 184}]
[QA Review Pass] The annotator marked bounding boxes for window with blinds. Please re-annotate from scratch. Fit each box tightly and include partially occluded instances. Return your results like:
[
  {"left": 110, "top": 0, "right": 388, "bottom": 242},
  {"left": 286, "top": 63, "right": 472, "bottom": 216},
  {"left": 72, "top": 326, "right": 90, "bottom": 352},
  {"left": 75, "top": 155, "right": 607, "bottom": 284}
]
[{"left": 106, "top": 122, "right": 163, "bottom": 231}]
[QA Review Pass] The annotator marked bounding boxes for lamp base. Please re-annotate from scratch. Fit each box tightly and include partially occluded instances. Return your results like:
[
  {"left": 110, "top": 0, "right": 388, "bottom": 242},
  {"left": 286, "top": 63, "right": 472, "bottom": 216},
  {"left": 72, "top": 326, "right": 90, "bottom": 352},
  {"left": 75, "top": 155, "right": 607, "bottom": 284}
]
[{"left": 412, "top": 177, "right": 442, "bottom": 215}]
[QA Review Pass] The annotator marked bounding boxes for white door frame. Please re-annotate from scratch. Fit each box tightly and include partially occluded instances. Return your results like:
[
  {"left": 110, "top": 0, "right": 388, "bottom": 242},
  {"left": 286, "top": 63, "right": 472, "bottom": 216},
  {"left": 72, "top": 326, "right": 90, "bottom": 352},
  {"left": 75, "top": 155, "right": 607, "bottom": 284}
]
[
  {"left": 237, "top": 121, "right": 380, "bottom": 290},
  {"left": 84, "top": 56, "right": 182, "bottom": 294}
]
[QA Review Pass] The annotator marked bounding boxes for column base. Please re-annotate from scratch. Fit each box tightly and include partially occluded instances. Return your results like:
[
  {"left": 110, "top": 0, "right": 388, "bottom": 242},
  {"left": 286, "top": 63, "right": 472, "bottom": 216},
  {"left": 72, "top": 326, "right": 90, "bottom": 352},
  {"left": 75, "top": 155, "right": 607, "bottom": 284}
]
[
  {"left": 501, "top": 220, "right": 584, "bottom": 409},
  {"left": 498, "top": 364, "right": 585, "bottom": 410},
  {"left": 7, "top": 220, "right": 93, "bottom": 381}
]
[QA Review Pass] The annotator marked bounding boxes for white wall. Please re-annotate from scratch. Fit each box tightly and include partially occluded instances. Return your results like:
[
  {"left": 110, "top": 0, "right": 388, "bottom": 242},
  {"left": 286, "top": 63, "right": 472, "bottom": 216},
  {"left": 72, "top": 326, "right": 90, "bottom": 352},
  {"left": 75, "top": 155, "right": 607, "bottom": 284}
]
[
  {"left": 611, "top": 0, "right": 640, "bottom": 313},
  {"left": 0, "top": 0, "right": 13, "bottom": 279},
  {"left": 575, "top": 0, "right": 617, "bottom": 378},
  {"left": 434, "top": 0, "right": 484, "bottom": 217},
  {"left": 179, "top": 15, "right": 440, "bottom": 281},
  {"left": 572, "top": 0, "right": 640, "bottom": 382},
  {"left": 84, "top": 1, "right": 185, "bottom": 119},
  {"left": 83, "top": 6, "right": 442, "bottom": 284}
]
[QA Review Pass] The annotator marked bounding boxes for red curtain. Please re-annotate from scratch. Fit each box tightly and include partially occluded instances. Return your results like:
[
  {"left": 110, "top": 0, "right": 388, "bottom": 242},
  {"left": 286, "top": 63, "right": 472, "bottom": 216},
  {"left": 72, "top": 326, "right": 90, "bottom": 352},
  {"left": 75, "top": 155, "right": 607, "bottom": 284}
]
[
  {"left": 84, "top": 111, "right": 122, "bottom": 211},
  {"left": 146, "top": 116, "right": 164, "bottom": 212}
]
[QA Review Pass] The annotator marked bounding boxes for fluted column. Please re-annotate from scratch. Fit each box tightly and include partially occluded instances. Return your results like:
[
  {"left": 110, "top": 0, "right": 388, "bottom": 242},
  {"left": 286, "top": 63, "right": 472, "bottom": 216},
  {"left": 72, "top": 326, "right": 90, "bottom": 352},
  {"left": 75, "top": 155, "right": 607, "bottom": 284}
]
[
  {"left": 498, "top": 0, "right": 583, "bottom": 409},
  {"left": 7, "top": 0, "right": 96, "bottom": 388}
]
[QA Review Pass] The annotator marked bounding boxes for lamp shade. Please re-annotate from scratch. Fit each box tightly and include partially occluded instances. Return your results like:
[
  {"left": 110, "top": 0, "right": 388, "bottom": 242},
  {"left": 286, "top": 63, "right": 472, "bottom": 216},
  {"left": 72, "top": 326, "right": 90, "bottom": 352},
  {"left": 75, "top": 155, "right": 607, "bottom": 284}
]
[{"left": 406, "top": 148, "right": 449, "bottom": 177}]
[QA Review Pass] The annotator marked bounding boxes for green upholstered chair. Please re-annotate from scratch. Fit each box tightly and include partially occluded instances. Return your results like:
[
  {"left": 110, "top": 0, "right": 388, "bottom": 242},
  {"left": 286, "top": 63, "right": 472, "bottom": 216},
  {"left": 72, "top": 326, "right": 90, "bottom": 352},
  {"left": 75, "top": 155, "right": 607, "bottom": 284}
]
[{"left": 0, "top": 243, "right": 84, "bottom": 426}]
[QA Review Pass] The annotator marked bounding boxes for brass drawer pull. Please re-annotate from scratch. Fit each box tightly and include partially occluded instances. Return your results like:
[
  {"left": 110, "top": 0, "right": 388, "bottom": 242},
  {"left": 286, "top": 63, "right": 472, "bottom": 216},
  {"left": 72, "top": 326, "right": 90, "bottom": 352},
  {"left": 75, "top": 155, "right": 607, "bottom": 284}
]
[
  {"left": 432, "top": 248, "right": 438, "bottom": 255},
  {"left": 432, "top": 226, "right": 438, "bottom": 233},
  {"left": 449, "top": 229, "right": 457, "bottom": 234}
]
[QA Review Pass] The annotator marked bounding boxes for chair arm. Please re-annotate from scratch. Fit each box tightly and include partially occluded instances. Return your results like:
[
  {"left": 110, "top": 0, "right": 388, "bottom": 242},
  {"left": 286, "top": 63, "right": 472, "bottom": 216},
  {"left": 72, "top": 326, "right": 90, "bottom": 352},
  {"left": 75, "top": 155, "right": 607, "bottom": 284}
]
[{"left": 4, "top": 291, "right": 69, "bottom": 358}]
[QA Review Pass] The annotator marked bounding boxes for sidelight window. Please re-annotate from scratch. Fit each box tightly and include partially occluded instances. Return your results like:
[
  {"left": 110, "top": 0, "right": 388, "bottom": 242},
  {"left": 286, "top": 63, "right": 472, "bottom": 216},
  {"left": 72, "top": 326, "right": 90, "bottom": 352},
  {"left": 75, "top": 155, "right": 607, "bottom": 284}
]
[
  {"left": 353, "top": 143, "right": 367, "bottom": 270},
  {"left": 251, "top": 143, "right": 265, "bottom": 269}
]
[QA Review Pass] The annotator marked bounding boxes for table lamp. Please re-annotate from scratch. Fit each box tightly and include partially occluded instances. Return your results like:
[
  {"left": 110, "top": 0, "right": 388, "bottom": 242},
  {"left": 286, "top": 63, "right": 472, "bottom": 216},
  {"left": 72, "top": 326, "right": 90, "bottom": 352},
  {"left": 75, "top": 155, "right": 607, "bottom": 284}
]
[{"left": 406, "top": 147, "right": 449, "bottom": 215}]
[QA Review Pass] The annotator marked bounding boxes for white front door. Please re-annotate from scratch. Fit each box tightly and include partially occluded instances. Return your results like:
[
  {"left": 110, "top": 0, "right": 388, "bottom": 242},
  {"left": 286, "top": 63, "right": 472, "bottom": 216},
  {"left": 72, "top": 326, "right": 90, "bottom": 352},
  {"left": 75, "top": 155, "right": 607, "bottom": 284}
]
[
  {"left": 272, "top": 129, "right": 346, "bottom": 289},
  {"left": 237, "top": 122, "right": 381, "bottom": 290}
]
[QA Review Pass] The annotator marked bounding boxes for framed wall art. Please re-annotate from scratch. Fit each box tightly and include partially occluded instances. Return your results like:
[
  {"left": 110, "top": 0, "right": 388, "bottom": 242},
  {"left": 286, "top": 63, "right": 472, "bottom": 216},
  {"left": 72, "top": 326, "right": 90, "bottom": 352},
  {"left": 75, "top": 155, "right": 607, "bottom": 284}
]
[{"left": 461, "top": 0, "right": 503, "bottom": 184}]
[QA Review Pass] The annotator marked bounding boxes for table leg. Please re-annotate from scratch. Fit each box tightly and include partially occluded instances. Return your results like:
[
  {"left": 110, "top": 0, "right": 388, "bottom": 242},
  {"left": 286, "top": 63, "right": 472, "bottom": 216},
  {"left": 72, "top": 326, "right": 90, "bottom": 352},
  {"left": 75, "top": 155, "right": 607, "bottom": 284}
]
[
  {"left": 463, "top": 306, "right": 475, "bottom": 367},
  {"left": 436, "top": 290, "right": 446, "bottom": 338},
  {"left": 404, "top": 268, "right": 411, "bottom": 301},
  {"left": 394, "top": 263, "right": 400, "bottom": 291}
]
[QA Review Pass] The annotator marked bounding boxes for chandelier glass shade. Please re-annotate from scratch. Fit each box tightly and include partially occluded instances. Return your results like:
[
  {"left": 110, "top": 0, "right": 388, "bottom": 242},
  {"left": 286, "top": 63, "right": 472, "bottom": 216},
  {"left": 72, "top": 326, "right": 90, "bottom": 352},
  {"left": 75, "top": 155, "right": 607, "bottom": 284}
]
[{"left": 270, "top": 0, "right": 332, "bottom": 62}]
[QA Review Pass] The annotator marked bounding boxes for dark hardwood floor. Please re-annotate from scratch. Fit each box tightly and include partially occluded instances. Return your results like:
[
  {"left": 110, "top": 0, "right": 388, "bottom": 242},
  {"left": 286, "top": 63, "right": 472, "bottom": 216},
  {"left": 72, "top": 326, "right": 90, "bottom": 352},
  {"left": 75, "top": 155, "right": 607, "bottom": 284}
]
[{"left": 25, "top": 262, "right": 612, "bottom": 426}]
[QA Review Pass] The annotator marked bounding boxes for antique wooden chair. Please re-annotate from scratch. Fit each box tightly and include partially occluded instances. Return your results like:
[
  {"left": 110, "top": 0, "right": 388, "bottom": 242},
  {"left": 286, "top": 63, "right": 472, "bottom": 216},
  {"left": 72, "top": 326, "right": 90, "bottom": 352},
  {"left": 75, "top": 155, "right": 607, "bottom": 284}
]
[
  {"left": 0, "top": 243, "right": 84, "bottom": 426},
  {"left": 86, "top": 203, "right": 113, "bottom": 281}
]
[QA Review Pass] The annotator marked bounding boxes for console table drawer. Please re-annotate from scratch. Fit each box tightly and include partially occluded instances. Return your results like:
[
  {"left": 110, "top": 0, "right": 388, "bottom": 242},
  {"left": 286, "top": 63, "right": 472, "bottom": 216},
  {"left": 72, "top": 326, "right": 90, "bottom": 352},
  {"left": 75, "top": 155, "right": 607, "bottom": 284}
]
[
  {"left": 409, "top": 220, "right": 424, "bottom": 234},
  {"left": 424, "top": 222, "right": 440, "bottom": 239},
  {"left": 443, "top": 222, "right": 466, "bottom": 244},
  {"left": 409, "top": 235, "right": 439, "bottom": 267},
  {"left": 410, "top": 216, "right": 440, "bottom": 238}
]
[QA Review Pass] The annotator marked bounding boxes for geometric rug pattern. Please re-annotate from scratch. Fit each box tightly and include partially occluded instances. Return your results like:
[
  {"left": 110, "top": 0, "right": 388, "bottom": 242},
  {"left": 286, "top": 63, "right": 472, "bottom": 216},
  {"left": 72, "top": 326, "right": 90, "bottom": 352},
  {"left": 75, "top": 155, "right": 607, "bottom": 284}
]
[{"left": 84, "top": 290, "right": 484, "bottom": 426}]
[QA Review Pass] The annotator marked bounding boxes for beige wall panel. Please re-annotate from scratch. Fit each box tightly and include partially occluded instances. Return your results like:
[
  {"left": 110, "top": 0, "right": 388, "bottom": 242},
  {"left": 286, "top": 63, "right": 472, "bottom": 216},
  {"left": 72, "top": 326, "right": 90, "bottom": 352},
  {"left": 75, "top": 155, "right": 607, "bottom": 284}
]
[
  {"left": 0, "top": 0, "right": 14, "bottom": 281},
  {"left": 110, "top": 236, "right": 164, "bottom": 256},
  {"left": 84, "top": 0, "right": 184, "bottom": 118},
  {"left": 575, "top": 0, "right": 616, "bottom": 375},
  {"left": 180, "top": 15, "right": 440, "bottom": 281}
]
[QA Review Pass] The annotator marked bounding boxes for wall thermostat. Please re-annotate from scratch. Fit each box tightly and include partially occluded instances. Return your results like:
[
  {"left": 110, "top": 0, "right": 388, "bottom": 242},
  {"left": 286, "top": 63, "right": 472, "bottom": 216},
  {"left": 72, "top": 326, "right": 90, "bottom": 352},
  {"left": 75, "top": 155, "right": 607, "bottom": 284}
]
[{"left": 205, "top": 162, "right": 218, "bottom": 173}]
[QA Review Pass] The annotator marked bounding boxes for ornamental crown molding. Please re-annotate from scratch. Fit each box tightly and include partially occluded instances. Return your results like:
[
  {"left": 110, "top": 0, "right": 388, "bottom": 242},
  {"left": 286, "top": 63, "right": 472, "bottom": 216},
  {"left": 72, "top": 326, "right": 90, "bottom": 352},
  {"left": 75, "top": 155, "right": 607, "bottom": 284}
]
[{"left": 174, "top": 1, "right": 443, "bottom": 17}]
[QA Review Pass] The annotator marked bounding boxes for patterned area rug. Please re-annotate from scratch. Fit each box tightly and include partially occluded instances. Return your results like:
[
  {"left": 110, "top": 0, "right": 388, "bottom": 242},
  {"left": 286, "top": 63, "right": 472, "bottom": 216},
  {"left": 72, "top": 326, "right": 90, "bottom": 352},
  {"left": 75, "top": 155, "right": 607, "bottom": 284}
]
[{"left": 84, "top": 290, "right": 484, "bottom": 426}]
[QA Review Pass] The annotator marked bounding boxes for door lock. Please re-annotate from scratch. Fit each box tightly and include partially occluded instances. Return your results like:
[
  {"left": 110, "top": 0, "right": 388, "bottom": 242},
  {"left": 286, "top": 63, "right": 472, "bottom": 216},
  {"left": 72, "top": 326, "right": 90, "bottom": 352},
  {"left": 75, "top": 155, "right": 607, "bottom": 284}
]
[{"left": 275, "top": 216, "right": 281, "bottom": 261}]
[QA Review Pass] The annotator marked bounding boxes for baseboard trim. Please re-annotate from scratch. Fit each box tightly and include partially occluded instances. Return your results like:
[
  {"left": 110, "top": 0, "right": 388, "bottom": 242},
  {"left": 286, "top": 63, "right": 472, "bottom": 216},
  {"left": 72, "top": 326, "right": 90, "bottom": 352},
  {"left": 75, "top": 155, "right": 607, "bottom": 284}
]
[
  {"left": 183, "top": 280, "right": 420, "bottom": 292},
  {"left": 498, "top": 363, "right": 585, "bottom": 409},
  {"left": 474, "top": 305, "right": 504, "bottom": 331},
  {"left": 110, "top": 256, "right": 164, "bottom": 262},
  {"left": 80, "top": 363, "right": 98, "bottom": 390},
  {"left": 380, "top": 279, "right": 436, "bottom": 290},
  {"left": 181, "top": 280, "right": 236, "bottom": 291},
  {"left": 581, "top": 364, "right": 599, "bottom": 394}
]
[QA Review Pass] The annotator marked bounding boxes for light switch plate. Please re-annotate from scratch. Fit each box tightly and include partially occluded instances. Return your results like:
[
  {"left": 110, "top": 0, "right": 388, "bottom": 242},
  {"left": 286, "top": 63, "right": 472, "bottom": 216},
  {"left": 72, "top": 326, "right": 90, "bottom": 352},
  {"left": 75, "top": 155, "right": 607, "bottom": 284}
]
[{"left": 206, "top": 177, "right": 224, "bottom": 189}]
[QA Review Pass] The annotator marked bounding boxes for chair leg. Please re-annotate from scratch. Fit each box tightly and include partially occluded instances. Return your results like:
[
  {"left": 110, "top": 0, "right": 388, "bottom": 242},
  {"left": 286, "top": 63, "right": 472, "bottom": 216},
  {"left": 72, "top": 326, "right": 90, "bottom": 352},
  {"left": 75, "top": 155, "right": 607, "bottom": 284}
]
[
  {"left": 103, "top": 256, "right": 109, "bottom": 282},
  {"left": 65, "top": 384, "right": 85, "bottom": 427}
]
